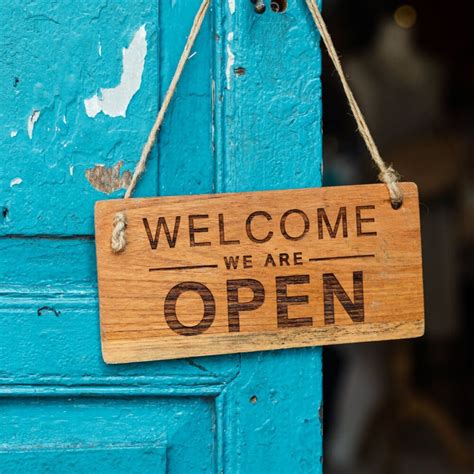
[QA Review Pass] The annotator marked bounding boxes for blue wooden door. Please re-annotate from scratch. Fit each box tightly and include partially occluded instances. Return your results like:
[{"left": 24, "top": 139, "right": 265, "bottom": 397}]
[{"left": 0, "top": 1, "right": 322, "bottom": 472}]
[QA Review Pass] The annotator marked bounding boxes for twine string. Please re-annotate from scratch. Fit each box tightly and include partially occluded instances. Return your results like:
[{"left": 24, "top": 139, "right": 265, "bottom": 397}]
[
  {"left": 111, "top": 0, "right": 210, "bottom": 252},
  {"left": 304, "top": 0, "right": 403, "bottom": 207},
  {"left": 124, "top": 0, "right": 210, "bottom": 200},
  {"left": 111, "top": 0, "right": 402, "bottom": 253}
]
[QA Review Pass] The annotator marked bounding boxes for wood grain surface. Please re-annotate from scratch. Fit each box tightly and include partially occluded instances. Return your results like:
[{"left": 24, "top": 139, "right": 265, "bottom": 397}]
[{"left": 95, "top": 183, "right": 424, "bottom": 363}]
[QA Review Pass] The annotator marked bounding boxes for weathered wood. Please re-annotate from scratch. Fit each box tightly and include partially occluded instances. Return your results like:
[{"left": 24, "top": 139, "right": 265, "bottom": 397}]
[{"left": 95, "top": 182, "right": 424, "bottom": 363}]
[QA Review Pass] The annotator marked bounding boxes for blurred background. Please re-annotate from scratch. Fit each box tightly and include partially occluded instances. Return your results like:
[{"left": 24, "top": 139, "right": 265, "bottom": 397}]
[{"left": 321, "top": 0, "right": 473, "bottom": 473}]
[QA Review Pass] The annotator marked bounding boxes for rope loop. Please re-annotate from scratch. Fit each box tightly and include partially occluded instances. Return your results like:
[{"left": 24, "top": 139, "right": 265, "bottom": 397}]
[
  {"left": 111, "top": 212, "right": 127, "bottom": 253},
  {"left": 378, "top": 165, "right": 403, "bottom": 209}
]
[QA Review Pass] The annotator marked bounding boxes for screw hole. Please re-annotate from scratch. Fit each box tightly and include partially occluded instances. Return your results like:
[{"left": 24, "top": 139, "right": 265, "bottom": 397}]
[
  {"left": 234, "top": 67, "right": 246, "bottom": 76},
  {"left": 249, "top": 395, "right": 257, "bottom": 404},
  {"left": 271, "top": 0, "right": 287, "bottom": 12},
  {"left": 251, "top": 0, "right": 266, "bottom": 14}
]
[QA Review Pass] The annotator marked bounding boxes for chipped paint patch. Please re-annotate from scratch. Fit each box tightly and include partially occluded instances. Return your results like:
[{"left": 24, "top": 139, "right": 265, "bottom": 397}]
[
  {"left": 85, "top": 161, "right": 132, "bottom": 194},
  {"left": 10, "top": 177, "right": 23, "bottom": 187},
  {"left": 228, "top": 0, "right": 236, "bottom": 14},
  {"left": 27, "top": 110, "right": 40, "bottom": 139},
  {"left": 211, "top": 79, "right": 215, "bottom": 150},
  {"left": 226, "top": 32, "right": 235, "bottom": 90},
  {"left": 84, "top": 25, "right": 147, "bottom": 118},
  {"left": 10, "top": 130, "right": 17, "bottom": 138},
  {"left": 69, "top": 165, "right": 74, "bottom": 176}
]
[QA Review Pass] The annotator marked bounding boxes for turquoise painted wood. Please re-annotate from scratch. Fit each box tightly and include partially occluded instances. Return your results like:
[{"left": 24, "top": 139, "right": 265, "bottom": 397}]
[{"left": 0, "top": 0, "right": 323, "bottom": 472}]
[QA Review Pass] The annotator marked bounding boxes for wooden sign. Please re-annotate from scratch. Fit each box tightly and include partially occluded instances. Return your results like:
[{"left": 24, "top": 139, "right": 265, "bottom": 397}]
[{"left": 95, "top": 183, "right": 424, "bottom": 364}]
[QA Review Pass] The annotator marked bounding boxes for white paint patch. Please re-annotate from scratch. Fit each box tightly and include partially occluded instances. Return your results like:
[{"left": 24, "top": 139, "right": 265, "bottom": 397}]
[
  {"left": 69, "top": 165, "right": 74, "bottom": 176},
  {"left": 226, "top": 32, "right": 235, "bottom": 90},
  {"left": 98, "top": 40, "right": 102, "bottom": 56},
  {"left": 27, "top": 110, "right": 40, "bottom": 139},
  {"left": 84, "top": 25, "right": 147, "bottom": 118},
  {"left": 228, "top": 0, "right": 236, "bottom": 14},
  {"left": 62, "top": 115, "right": 67, "bottom": 124},
  {"left": 211, "top": 79, "right": 215, "bottom": 150},
  {"left": 10, "top": 177, "right": 22, "bottom": 187},
  {"left": 10, "top": 130, "right": 17, "bottom": 138}
]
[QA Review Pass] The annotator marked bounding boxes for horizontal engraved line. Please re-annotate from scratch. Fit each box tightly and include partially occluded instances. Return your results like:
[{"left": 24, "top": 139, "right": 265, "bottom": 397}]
[
  {"left": 309, "top": 254, "right": 375, "bottom": 262},
  {"left": 149, "top": 264, "right": 218, "bottom": 272}
]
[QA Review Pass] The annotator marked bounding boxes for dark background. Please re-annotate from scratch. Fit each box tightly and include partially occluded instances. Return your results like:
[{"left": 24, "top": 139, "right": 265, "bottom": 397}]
[{"left": 321, "top": 1, "right": 473, "bottom": 472}]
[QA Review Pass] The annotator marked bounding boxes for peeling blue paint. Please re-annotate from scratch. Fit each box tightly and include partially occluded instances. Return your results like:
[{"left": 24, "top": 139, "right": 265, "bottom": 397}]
[
  {"left": 84, "top": 25, "right": 148, "bottom": 119},
  {"left": 0, "top": 1, "right": 159, "bottom": 233}
]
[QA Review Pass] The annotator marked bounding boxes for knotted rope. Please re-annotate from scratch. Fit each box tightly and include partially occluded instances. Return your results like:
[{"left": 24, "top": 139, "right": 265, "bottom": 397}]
[{"left": 111, "top": 0, "right": 402, "bottom": 253}]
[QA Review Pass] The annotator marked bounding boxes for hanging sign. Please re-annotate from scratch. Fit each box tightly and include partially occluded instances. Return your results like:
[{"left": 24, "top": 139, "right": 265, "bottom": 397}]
[{"left": 95, "top": 183, "right": 424, "bottom": 364}]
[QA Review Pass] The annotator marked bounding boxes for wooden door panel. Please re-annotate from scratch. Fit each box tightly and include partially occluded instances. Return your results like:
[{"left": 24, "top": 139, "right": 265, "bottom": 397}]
[
  {"left": 218, "top": 3, "right": 323, "bottom": 194},
  {"left": 0, "top": 445, "right": 167, "bottom": 474},
  {"left": 0, "top": 0, "right": 323, "bottom": 471},
  {"left": 0, "top": 238, "right": 239, "bottom": 382},
  {"left": 0, "top": 396, "right": 214, "bottom": 472}
]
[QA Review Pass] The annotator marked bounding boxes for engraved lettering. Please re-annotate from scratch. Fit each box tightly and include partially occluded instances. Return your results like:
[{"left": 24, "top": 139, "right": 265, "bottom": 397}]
[
  {"left": 264, "top": 254, "right": 277, "bottom": 267},
  {"left": 317, "top": 207, "right": 348, "bottom": 239},
  {"left": 323, "top": 271, "right": 364, "bottom": 324},
  {"left": 227, "top": 279, "right": 265, "bottom": 332},
  {"left": 224, "top": 256, "right": 240, "bottom": 270},
  {"left": 276, "top": 275, "right": 312, "bottom": 328},
  {"left": 164, "top": 282, "right": 216, "bottom": 335},
  {"left": 143, "top": 217, "right": 181, "bottom": 250},
  {"left": 219, "top": 213, "right": 240, "bottom": 245},
  {"left": 246, "top": 211, "right": 273, "bottom": 243},
  {"left": 356, "top": 205, "right": 377, "bottom": 236},
  {"left": 189, "top": 214, "right": 211, "bottom": 247},
  {"left": 280, "top": 209, "right": 310, "bottom": 241}
]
